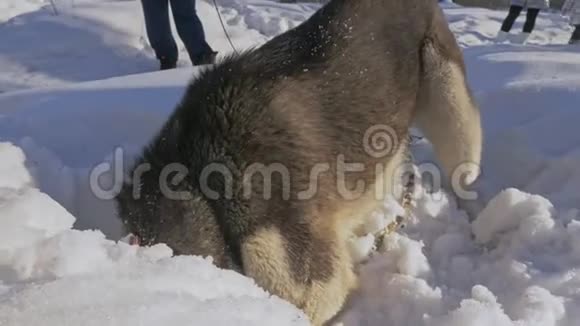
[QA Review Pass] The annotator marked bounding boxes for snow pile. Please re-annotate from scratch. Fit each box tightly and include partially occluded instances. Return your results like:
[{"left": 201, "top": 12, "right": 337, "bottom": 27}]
[
  {"left": 0, "top": 142, "right": 308, "bottom": 326},
  {"left": 340, "top": 184, "right": 580, "bottom": 326}
]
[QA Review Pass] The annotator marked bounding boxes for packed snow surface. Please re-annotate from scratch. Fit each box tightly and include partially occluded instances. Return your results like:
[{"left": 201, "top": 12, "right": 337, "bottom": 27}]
[{"left": 1, "top": 0, "right": 580, "bottom": 325}]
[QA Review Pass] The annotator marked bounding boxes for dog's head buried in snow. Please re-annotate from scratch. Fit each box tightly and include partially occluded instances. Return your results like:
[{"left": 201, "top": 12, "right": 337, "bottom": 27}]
[{"left": 115, "top": 0, "right": 482, "bottom": 324}]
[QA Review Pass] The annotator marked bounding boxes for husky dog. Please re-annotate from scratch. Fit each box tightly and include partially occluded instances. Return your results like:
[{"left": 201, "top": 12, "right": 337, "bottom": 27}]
[{"left": 115, "top": 0, "right": 482, "bottom": 324}]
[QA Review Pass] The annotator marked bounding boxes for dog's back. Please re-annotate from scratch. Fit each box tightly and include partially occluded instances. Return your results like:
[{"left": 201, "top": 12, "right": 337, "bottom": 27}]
[{"left": 116, "top": 1, "right": 481, "bottom": 325}]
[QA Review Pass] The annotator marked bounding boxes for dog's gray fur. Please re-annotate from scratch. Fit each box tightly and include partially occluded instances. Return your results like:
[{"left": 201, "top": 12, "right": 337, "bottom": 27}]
[{"left": 115, "top": 0, "right": 482, "bottom": 324}]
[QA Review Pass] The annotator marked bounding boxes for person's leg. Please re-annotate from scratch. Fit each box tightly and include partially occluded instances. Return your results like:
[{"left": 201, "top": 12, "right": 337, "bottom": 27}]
[
  {"left": 500, "top": 5, "right": 524, "bottom": 33},
  {"left": 509, "top": 7, "right": 541, "bottom": 45},
  {"left": 141, "top": 0, "right": 178, "bottom": 69},
  {"left": 570, "top": 25, "right": 580, "bottom": 44},
  {"left": 523, "top": 8, "right": 540, "bottom": 33},
  {"left": 169, "top": 0, "right": 216, "bottom": 65}
]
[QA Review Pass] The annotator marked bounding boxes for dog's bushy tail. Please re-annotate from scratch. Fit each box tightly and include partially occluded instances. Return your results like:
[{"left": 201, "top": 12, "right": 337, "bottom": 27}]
[{"left": 414, "top": 6, "right": 482, "bottom": 187}]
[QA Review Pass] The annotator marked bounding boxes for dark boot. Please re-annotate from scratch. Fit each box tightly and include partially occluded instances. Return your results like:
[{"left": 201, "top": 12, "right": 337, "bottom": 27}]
[
  {"left": 160, "top": 57, "right": 177, "bottom": 70},
  {"left": 193, "top": 51, "right": 218, "bottom": 66},
  {"left": 569, "top": 25, "right": 580, "bottom": 45}
]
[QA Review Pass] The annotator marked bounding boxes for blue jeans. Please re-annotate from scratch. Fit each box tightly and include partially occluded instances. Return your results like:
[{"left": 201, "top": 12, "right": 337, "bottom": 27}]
[{"left": 141, "top": 0, "right": 213, "bottom": 64}]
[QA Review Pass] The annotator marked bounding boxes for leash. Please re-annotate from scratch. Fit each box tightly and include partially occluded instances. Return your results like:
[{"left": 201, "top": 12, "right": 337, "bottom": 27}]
[
  {"left": 373, "top": 143, "right": 416, "bottom": 251},
  {"left": 212, "top": 0, "right": 239, "bottom": 55}
]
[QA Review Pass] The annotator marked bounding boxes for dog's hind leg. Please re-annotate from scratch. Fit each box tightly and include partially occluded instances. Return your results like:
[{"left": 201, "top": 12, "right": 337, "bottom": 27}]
[
  {"left": 241, "top": 226, "right": 357, "bottom": 326},
  {"left": 300, "top": 240, "right": 358, "bottom": 326}
]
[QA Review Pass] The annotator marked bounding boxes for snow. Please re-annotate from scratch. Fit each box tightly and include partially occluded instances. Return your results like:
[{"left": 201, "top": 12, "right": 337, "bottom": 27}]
[
  {"left": 0, "top": 0, "right": 45, "bottom": 23},
  {"left": 0, "top": 0, "right": 269, "bottom": 93},
  {"left": 0, "top": 144, "right": 308, "bottom": 326},
  {"left": 214, "top": 0, "right": 321, "bottom": 37},
  {"left": 1, "top": 0, "right": 580, "bottom": 325}
]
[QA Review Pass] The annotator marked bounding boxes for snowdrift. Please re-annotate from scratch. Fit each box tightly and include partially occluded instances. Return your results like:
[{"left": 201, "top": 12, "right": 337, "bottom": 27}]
[{"left": 0, "top": 143, "right": 309, "bottom": 326}]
